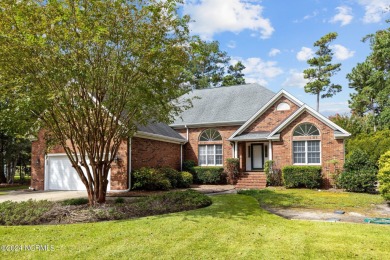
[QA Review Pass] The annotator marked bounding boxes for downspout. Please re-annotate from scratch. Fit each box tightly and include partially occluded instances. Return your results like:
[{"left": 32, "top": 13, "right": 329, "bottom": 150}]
[{"left": 180, "top": 144, "right": 183, "bottom": 171}]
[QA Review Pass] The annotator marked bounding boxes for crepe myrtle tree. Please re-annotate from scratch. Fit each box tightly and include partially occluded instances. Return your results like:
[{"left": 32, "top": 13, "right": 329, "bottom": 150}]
[{"left": 0, "top": 0, "right": 192, "bottom": 205}]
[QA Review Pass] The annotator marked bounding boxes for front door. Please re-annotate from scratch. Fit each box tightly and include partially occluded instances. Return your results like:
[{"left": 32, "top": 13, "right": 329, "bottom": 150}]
[{"left": 251, "top": 144, "right": 263, "bottom": 170}]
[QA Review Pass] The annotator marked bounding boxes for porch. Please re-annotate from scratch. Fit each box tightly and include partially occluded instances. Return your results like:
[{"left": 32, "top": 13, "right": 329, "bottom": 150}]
[{"left": 231, "top": 136, "right": 272, "bottom": 189}]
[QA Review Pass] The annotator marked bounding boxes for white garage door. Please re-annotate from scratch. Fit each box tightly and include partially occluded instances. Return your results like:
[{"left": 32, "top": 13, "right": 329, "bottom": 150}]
[{"left": 45, "top": 155, "right": 110, "bottom": 191}]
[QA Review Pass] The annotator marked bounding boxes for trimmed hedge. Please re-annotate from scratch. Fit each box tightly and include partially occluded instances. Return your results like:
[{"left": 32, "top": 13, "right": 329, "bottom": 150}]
[
  {"left": 282, "top": 166, "right": 322, "bottom": 189},
  {"left": 337, "top": 169, "right": 377, "bottom": 193},
  {"left": 179, "top": 171, "right": 193, "bottom": 188},
  {"left": 192, "top": 166, "right": 226, "bottom": 184},
  {"left": 225, "top": 158, "right": 240, "bottom": 184},
  {"left": 133, "top": 167, "right": 171, "bottom": 190},
  {"left": 132, "top": 167, "right": 194, "bottom": 190}
]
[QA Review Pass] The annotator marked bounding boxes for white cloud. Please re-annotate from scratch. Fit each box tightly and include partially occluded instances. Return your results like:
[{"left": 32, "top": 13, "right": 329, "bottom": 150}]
[
  {"left": 296, "top": 47, "right": 314, "bottom": 61},
  {"left": 183, "top": 0, "right": 274, "bottom": 40},
  {"left": 358, "top": 0, "right": 390, "bottom": 23},
  {"left": 294, "top": 10, "right": 319, "bottom": 23},
  {"left": 329, "top": 6, "right": 353, "bottom": 26},
  {"left": 282, "top": 69, "right": 308, "bottom": 88},
  {"left": 232, "top": 57, "right": 283, "bottom": 85},
  {"left": 268, "top": 48, "right": 281, "bottom": 57},
  {"left": 331, "top": 44, "right": 355, "bottom": 60}
]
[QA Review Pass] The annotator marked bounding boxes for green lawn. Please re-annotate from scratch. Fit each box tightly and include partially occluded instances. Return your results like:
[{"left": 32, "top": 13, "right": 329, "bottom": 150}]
[
  {"left": 1, "top": 194, "right": 389, "bottom": 259},
  {"left": 239, "top": 187, "right": 387, "bottom": 214},
  {"left": 0, "top": 185, "right": 29, "bottom": 193}
]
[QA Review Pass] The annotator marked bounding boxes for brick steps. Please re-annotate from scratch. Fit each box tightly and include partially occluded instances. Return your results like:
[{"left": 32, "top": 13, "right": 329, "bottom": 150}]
[{"left": 235, "top": 172, "right": 267, "bottom": 189}]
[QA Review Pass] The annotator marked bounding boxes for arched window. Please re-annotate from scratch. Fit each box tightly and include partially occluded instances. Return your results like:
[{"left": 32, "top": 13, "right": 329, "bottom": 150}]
[
  {"left": 198, "top": 129, "right": 222, "bottom": 166},
  {"left": 293, "top": 123, "right": 320, "bottom": 136},
  {"left": 293, "top": 123, "right": 321, "bottom": 165},
  {"left": 199, "top": 129, "right": 222, "bottom": 141},
  {"left": 276, "top": 102, "right": 290, "bottom": 111}
]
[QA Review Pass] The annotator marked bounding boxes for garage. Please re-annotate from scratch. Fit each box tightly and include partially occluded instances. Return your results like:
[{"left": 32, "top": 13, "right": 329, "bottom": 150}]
[{"left": 45, "top": 154, "right": 110, "bottom": 191}]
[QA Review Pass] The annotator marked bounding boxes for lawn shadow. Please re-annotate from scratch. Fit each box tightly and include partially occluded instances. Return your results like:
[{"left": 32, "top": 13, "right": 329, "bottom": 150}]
[
  {"left": 238, "top": 189, "right": 303, "bottom": 209},
  {"left": 177, "top": 194, "right": 279, "bottom": 222}
]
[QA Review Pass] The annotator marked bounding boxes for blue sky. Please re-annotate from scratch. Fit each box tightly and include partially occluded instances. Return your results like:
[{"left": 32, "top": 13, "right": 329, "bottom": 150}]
[{"left": 181, "top": 0, "right": 390, "bottom": 116}]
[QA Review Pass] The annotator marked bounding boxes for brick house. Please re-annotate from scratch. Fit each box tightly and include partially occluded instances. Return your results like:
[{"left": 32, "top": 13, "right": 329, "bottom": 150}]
[{"left": 31, "top": 84, "right": 350, "bottom": 191}]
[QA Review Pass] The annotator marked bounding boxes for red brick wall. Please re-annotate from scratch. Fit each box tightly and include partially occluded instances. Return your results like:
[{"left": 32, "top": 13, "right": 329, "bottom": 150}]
[
  {"left": 131, "top": 137, "right": 181, "bottom": 171},
  {"left": 31, "top": 129, "right": 129, "bottom": 190},
  {"left": 244, "top": 96, "right": 299, "bottom": 133},
  {"left": 181, "top": 126, "right": 239, "bottom": 168},
  {"left": 272, "top": 111, "right": 345, "bottom": 187},
  {"left": 31, "top": 130, "right": 46, "bottom": 190}
]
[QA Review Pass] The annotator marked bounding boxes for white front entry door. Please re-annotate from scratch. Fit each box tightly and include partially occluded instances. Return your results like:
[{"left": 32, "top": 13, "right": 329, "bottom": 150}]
[{"left": 251, "top": 144, "right": 263, "bottom": 170}]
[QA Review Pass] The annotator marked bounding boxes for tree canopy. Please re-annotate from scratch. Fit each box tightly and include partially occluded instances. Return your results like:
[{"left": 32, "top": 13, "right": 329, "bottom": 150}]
[
  {"left": 0, "top": 0, "right": 192, "bottom": 204},
  {"left": 186, "top": 36, "right": 246, "bottom": 89},
  {"left": 303, "top": 32, "right": 342, "bottom": 111}
]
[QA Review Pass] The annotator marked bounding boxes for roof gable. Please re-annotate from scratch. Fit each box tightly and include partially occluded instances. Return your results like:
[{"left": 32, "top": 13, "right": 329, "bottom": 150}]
[
  {"left": 229, "top": 90, "right": 304, "bottom": 139},
  {"left": 268, "top": 105, "right": 351, "bottom": 139}
]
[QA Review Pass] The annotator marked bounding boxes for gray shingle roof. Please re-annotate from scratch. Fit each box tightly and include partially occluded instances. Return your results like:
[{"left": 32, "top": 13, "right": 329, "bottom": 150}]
[
  {"left": 171, "top": 83, "right": 275, "bottom": 127},
  {"left": 229, "top": 132, "right": 270, "bottom": 141},
  {"left": 137, "top": 122, "right": 185, "bottom": 140}
]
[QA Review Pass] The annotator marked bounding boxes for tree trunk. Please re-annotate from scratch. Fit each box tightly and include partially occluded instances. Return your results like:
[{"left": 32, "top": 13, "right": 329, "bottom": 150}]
[
  {"left": 316, "top": 93, "right": 320, "bottom": 112},
  {"left": 0, "top": 152, "right": 5, "bottom": 183}
]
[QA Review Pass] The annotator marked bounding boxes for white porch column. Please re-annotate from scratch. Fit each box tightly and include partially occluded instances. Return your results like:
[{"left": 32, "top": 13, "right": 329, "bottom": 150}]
[
  {"left": 268, "top": 140, "right": 273, "bottom": 161},
  {"left": 234, "top": 141, "right": 238, "bottom": 158}
]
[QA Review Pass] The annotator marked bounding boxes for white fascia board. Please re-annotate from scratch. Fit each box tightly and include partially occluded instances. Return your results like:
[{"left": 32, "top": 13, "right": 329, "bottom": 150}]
[
  {"left": 267, "top": 134, "right": 280, "bottom": 141},
  {"left": 170, "top": 121, "right": 245, "bottom": 129},
  {"left": 229, "top": 89, "right": 304, "bottom": 139},
  {"left": 268, "top": 105, "right": 351, "bottom": 138},
  {"left": 334, "top": 133, "right": 351, "bottom": 139},
  {"left": 135, "top": 131, "right": 187, "bottom": 144}
]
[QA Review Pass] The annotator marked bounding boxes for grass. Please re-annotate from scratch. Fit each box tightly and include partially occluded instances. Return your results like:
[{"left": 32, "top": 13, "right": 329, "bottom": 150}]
[
  {"left": 0, "top": 185, "right": 30, "bottom": 193},
  {"left": 0, "top": 194, "right": 389, "bottom": 259},
  {"left": 239, "top": 187, "right": 386, "bottom": 214}
]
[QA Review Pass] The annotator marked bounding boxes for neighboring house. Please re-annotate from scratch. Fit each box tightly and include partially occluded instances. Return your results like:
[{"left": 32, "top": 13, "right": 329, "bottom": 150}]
[{"left": 31, "top": 84, "right": 350, "bottom": 191}]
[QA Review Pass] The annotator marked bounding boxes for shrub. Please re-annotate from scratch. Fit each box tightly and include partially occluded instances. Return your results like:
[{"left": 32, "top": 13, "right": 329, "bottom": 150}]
[
  {"left": 225, "top": 158, "right": 240, "bottom": 184},
  {"left": 179, "top": 171, "right": 193, "bottom": 188},
  {"left": 344, "top": 149, "right": 377, "bottom": 172},
  {"left": 193, "top": 166, "right": 226, "bottom": 184},
  {"left": 282, "top": 166, "right": 322, "bottom": 189},
  {"left": 265, "top": 160, "right": 282, "bottom": 186},
  {"left": 346, "top": 130, "right": 390, "bottom": 167},
  {"left": 158, "top": 167, "right": 181, "bottom": 188},
  {"left": 62, "top": 197, "right": 89, "bottom": 206},
  {"left": 0, "top": 200, "right": 54, "bottom": 225},
  {"left": 182, "top": 160, "right": 196, "bottom": 173},
  {"left": 378, "top": 151, "right": 390, "bottom": 200},
  {"left": 133, "top": 167, "right": 171, "bottom": 190},
  {"left": 337, "top": 169, "right": 377, "bottom": 193}
]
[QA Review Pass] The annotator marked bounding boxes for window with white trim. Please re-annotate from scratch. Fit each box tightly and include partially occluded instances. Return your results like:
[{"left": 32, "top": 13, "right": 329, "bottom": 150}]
[
  {"left": 293, "top": 123, "right": 321, "bottom": 164},
  {"left": 198, "top": 129, "right": 223, "bottom": 166},
  {"left": 199, "top": 144, "right": 223, "bottom": 166}
]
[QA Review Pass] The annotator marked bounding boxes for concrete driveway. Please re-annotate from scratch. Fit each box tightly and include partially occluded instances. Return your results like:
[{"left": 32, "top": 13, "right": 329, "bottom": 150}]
[{"left": 0, "top": 190, "right": 88, "bottom": 203}]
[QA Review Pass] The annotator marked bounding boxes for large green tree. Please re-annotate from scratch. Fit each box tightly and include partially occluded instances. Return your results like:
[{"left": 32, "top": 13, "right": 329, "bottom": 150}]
[
  {"left": 222, "top": 61, "right": 246, "bottom": 86},
  {"left": 303, "top": 32, "right": 342, "bottom": 111},
  {"left": 347, "top": 26, "right": 390, "bottom": 131},
  {"left": 186, "top": 36, "right": 231, "bottom": 89},
  {"left": 0, "top": 0, "right": 191, "bottom": 204}
]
